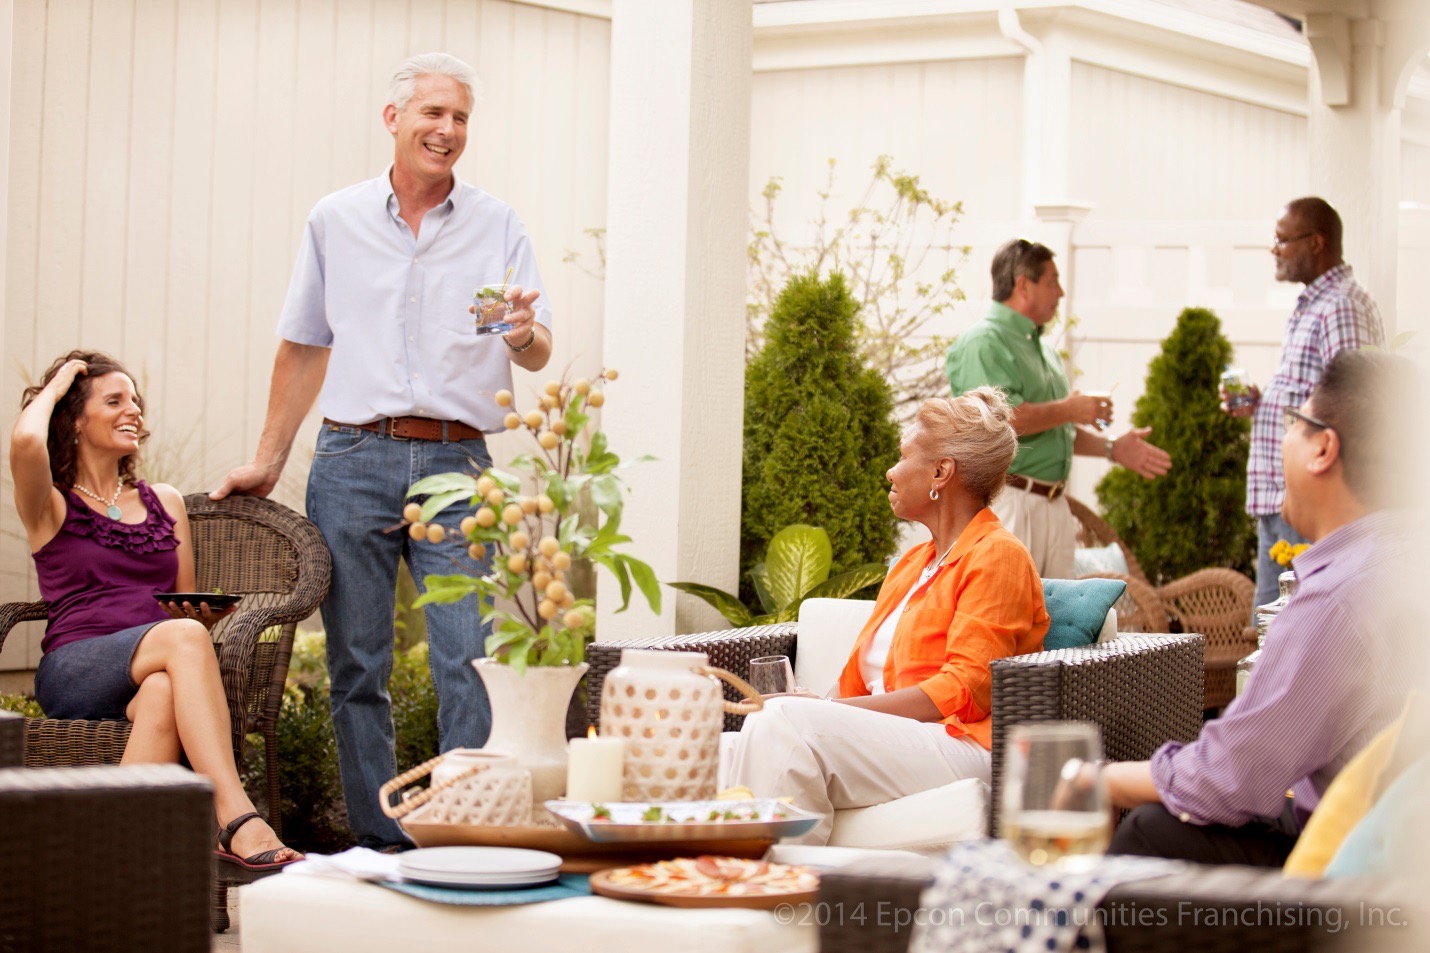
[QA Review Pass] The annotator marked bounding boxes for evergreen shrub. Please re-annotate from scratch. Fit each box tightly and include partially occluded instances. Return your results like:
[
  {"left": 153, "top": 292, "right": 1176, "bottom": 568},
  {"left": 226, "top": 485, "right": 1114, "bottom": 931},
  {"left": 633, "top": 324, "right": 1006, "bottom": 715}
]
[
  {"left": 1095, "top": 307, "right": 1256, "bottom": 582},
  {"left": 741, "top": 271, "right": 901, "bottom": 606}
]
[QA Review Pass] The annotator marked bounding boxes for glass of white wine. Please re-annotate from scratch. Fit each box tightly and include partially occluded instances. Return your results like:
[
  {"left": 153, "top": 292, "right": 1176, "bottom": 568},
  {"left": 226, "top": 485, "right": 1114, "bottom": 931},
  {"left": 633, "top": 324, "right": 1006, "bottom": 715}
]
[{"left": 1000, "top": 722, "right": 1112, "bottom": 873}]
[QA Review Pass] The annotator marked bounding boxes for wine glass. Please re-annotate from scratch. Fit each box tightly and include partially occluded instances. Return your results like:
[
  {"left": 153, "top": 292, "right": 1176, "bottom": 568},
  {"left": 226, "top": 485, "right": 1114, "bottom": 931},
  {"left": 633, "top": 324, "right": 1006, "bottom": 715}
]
[
  {"left": 747, "top": 655, "right": 796, "bottom": 696},
  {"left": 473, "top": 284, "right": 515, "bottom": 336},
  {"left": 1000, "top": 722, "right": 1112, "bottom": 872}
]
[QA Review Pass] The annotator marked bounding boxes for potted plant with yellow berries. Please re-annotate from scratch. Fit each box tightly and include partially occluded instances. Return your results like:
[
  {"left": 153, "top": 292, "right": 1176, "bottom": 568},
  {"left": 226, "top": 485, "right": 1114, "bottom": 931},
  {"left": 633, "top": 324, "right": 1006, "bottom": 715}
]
[{"left": 401, "top": 368, "right": 660, "bottom": 814}]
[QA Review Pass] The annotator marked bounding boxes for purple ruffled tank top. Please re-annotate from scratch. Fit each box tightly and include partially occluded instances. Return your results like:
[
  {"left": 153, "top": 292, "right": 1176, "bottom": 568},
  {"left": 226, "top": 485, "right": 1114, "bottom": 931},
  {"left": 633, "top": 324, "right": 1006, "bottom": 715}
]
[{"left": 32, "top": 480, "right": 180, "bottom": 654}]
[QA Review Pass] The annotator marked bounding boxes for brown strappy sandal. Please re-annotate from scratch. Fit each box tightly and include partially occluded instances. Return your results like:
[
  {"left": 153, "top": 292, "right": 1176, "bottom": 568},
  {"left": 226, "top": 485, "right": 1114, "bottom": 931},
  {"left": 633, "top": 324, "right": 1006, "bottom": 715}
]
[{"left": 215, "top": 812, "right": 304, "bottom": 872}]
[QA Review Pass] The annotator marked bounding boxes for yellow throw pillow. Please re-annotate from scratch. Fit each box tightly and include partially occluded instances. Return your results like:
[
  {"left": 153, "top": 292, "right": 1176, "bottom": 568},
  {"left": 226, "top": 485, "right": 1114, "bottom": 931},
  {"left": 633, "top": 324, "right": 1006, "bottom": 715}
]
[{"left": 1283, "top": 716, "right": 1401, "bottom": 878}]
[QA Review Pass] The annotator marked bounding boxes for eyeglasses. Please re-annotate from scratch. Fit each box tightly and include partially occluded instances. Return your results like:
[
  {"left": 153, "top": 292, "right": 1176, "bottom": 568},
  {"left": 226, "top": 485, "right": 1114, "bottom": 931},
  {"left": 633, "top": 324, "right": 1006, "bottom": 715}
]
[
  {"left": 1283, "top": 407, "right": 1332, "bottom": 433},
  {"left": 1271, "top": 233, "right": 1314, "bottom": 251}
]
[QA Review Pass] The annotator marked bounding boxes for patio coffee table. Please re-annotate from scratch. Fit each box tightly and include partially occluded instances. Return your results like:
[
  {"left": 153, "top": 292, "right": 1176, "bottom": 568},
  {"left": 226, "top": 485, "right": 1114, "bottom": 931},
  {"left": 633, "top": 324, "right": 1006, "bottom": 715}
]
[{"left": 240, "top": 872, "right": 817, "bottom": 953}]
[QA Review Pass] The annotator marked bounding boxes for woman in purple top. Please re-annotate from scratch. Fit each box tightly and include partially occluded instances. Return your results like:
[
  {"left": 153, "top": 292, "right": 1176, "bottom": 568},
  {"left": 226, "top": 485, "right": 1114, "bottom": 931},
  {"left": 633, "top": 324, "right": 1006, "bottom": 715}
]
[{"left": 11, "top": 350, "right": 301, "bottom": 870}]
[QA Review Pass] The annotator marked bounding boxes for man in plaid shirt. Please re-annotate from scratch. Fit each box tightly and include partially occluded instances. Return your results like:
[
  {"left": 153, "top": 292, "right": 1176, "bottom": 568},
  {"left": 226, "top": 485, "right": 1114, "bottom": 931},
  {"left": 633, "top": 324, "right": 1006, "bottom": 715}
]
[{"left": 1225, "top": 197, "right": 1383, "bottom": 612}]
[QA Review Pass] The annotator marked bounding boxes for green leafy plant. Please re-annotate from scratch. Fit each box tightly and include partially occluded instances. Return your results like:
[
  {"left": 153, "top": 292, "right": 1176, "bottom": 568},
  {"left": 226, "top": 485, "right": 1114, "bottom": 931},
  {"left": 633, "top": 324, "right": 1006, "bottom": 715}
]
[
  {"left": 748, "top": 156, "right": 967, "bottom": 421},
  {"left": 406, "top": 370, "right": 659, "bottom": 674},
  {"left": 673, "top": 524, "right": 886, "bottom": 626},
  {"left": 0, "top": 693, "right": 42, "bottom": 717},
  {"left": 1096, "top": 307, "right": 1256, "bottom": 582},
  {"left": 741, "top": 271, "right": 901, "bottom": 610}
]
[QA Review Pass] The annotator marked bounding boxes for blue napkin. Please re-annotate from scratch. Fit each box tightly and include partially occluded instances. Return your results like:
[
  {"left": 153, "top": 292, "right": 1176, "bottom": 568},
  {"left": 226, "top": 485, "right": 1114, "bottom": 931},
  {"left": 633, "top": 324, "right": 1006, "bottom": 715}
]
[{"left": 376, "top": 873, "right": 590, "bottom": 906}]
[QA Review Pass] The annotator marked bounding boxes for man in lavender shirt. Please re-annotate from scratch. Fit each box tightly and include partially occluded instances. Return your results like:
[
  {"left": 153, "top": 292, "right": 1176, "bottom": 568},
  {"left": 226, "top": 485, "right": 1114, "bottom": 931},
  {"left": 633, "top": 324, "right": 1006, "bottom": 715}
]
[
  {"left": 1105, "top": 350, "right": 1414, "bottom": 866},
  {"left": 212, "top": 53, "right": 553, "bottom": 849}
]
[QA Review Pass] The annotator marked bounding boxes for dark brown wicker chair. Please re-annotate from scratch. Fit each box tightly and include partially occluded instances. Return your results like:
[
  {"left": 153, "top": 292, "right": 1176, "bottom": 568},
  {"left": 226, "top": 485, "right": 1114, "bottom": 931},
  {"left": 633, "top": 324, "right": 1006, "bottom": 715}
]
[
  {"left": 0, "top": 494, "right": 330, "bottom": 932},
  {"left": 1068, "top": 495, "right": 1256, "bottom": 708},
  {"left": 0, "top": 764, "right": 214, "bottom": 953},
  {"left": 587, "top": 626, "right": 1205, "bottom": 835},
  {"left": 0, "top": 711, "right": 22, "bottom": 767}
]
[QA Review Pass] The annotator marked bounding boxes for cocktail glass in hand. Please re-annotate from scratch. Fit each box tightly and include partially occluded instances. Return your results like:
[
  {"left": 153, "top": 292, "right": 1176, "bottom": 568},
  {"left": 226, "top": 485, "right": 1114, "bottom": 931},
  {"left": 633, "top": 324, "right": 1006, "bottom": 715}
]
[
  {"left": 748, "top": 655, "right": 796, "bottom": 696},
  {"left": 1221, "top": 367, "right": 1254, "bottom": 412},
  {"left": 1085, "top": 391, "right": 1113, "bottom": 430},
  {"left": 1000, "top": 722, "right": 1112, "bottom": 873},
  {"left": 473, "top": 284, "right": 515, "bottom": 336}
]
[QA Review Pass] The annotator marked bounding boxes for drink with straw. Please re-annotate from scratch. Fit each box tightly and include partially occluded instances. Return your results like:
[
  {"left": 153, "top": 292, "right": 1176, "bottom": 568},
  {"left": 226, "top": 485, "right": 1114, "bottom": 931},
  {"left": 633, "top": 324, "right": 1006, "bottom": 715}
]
[{"left": 473, "top": 267, "right": 515, "bottom": 336}]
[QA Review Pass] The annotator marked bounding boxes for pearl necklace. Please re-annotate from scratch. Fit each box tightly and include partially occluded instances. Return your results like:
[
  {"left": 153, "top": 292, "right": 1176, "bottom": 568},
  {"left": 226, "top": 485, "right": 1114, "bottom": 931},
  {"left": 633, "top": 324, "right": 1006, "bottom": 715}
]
[{"left": 73, "top": 479, "right": 124, "bottom": 520}]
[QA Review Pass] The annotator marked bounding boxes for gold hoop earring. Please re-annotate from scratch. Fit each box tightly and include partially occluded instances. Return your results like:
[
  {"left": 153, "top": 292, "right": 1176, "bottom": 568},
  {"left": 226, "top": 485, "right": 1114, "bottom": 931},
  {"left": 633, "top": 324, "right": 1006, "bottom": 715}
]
[{"left": 929, "top": 487, "right": 939, "bottom": 502}]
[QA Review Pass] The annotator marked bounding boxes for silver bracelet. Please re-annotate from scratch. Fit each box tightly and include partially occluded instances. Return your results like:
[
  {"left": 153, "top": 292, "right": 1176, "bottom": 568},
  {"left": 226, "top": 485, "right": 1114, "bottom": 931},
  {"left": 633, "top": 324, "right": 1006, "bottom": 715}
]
[
  {"left": 1104, "top": 438, "right": 1116, "bottom": 462},
  {"left": 504, "top": 329, "right": 537, "bottom": 353}
]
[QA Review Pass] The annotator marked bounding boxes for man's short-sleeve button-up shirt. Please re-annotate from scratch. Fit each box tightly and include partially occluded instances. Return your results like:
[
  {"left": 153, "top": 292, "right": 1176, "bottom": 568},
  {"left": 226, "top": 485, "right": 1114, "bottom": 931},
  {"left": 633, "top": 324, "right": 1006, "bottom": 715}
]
[
  {"left": 276, "top": 170, "right": 553, "bottom": 433},
  {"left": 945, "top": 302, "right": 1072, "bottom": 482}
]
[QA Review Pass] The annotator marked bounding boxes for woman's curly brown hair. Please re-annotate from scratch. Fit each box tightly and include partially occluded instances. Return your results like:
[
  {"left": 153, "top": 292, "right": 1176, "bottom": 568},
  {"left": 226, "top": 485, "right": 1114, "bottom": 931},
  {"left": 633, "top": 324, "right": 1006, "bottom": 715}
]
[{"left": 20, "top": 350, "right": 150, "bottom": 490}]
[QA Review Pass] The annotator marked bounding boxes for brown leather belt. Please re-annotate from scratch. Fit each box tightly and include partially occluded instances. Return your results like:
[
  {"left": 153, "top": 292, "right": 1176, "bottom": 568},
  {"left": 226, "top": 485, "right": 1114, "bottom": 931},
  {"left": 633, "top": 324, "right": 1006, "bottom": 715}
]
[
  {"left": 324, "top": 417, "right": 485, "bottom": 442},
  {"left": 1005, "top": 472, "right": 1066, "bottom": 501}
]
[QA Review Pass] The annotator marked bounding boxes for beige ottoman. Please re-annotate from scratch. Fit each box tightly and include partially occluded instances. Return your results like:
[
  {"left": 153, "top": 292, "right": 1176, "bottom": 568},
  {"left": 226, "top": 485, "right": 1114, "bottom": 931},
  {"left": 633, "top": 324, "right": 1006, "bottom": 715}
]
[{"left": 240, "top": 873, "right": 817, "bottom": 953}]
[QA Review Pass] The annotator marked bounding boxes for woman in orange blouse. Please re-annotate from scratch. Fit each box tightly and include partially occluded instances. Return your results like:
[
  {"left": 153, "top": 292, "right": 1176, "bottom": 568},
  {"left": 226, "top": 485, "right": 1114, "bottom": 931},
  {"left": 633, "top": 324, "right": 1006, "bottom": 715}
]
[{"left": 729, "top": 388, "right": 1049, "bottom": 844}]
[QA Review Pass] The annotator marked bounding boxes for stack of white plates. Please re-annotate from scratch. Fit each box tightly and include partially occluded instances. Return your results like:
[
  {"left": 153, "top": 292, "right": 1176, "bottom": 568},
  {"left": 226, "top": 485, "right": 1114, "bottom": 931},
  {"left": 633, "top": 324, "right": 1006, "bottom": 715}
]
[{"left": 397, "top": 847, "right": 562, "bottom": 888}]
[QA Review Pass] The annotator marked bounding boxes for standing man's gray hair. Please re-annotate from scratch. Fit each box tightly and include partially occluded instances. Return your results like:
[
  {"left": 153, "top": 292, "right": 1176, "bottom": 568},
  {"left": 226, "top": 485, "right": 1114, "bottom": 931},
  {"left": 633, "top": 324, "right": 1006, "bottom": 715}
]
[{"left": 389, "top": 52, "right": 478, "bottom": 112}]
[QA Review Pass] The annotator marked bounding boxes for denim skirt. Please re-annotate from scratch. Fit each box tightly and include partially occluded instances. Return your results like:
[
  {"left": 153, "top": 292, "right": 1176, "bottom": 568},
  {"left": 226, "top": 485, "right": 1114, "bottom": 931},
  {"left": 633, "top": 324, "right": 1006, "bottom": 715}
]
[{"left": 34, "top": 622, "right": 162, "bottom": 720}]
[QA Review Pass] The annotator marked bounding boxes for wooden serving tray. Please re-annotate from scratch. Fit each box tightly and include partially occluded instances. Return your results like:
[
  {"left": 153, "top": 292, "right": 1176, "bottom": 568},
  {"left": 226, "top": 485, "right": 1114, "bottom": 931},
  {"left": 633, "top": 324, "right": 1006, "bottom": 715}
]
[{"left": 400, "top": 821, "right": 773, "bottom": 874}]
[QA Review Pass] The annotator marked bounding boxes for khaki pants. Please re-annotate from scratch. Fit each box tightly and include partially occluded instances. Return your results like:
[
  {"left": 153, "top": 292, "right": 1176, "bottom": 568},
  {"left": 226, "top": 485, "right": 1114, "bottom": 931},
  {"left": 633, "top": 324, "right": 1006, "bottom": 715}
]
[
  {"left": 991, "top": 484, "right": 1077, "bottom": 579},
  {"left": 727, "top": 697, "right": 990, "bottom": 845}
]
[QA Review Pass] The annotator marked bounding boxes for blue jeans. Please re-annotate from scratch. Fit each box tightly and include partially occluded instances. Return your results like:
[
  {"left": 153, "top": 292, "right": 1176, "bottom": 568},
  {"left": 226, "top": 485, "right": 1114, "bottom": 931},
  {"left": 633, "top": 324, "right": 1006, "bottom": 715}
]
[
  {"left": 306, "top": 423, "right": 493, "bottom": 847},
  {"left": 1254, "top": 513, "right": 1307, "bottom": 620}
]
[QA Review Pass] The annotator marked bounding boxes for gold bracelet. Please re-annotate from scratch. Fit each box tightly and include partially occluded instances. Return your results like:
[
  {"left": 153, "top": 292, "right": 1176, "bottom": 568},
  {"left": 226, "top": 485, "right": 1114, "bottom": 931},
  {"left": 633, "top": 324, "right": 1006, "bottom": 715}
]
[{"left": 504, "top": 329, "right": 537, "bottom": 353}]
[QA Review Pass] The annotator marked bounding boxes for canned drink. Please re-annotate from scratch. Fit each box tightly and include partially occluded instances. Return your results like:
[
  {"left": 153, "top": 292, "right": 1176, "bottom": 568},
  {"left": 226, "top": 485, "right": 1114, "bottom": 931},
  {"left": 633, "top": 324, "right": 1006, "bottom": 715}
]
[{"left": 1221, "top": 367, "right": 1254, "bottom": 412}]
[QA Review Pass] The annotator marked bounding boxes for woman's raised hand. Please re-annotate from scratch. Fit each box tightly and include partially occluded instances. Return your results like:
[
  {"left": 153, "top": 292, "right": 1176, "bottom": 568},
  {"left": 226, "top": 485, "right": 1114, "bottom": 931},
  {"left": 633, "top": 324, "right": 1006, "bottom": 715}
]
[{"left": 47, "top": 359, "right": 88, "bottom": 395}]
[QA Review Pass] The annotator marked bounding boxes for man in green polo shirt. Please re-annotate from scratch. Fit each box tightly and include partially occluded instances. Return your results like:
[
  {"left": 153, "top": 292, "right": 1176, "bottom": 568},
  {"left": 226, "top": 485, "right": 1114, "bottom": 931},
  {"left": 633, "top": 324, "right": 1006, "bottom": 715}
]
[{"left": 945, "top": 238, "right": 1171, "bottom": 577}]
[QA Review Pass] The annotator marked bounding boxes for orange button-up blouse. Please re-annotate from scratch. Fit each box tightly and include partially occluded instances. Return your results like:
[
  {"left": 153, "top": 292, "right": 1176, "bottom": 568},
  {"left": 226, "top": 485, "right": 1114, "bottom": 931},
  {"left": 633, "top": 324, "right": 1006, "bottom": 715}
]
[{"left": 835, "top": 508, "right": 1049, "bottom": 750}]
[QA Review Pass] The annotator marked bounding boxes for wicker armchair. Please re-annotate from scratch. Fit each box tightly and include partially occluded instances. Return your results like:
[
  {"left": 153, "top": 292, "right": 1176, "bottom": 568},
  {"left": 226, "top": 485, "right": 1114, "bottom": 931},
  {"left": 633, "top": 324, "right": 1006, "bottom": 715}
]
[
  {"left": 0, "top": 494, "right": 329, "bottom": 821},
  {"left": 586, "top": 626, "right": 1205, "bottom": 834},
  {"left": 0, "top": 764, "right": 214, "bottom": 953},
  {"left": 0, "top": 494, "right": 330, "bottom": 932},
  {"left": 1068, "top": 495, "right": 1256, "bottom": 708}
]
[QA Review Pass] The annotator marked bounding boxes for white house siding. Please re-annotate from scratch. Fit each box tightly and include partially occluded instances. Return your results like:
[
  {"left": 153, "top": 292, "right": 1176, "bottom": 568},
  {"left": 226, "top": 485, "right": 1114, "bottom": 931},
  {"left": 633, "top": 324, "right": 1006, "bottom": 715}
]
[{"left": 0, "top": 0, "right": 610, "bottom": 672}]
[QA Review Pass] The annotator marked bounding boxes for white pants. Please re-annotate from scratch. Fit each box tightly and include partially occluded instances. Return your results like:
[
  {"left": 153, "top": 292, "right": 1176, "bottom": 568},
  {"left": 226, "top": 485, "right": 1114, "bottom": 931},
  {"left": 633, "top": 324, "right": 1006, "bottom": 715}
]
[
  {"left": 991, "top": 486, "right": 1077, "bottom": 579},
  {"left": 727, "top": 697, "right": 991, "bottom": 845}
]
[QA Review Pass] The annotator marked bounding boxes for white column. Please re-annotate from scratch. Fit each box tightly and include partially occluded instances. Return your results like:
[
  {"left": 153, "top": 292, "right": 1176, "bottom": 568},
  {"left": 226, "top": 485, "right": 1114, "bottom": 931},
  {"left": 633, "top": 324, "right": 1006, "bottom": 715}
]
[
  {"left": 596, "top": 0, "right": 752, "bottom": 639},
  {"left": 0, "top": 0, "right": 18, "bottom": 678},
  {"left": 1000, "top": 8, "right": 1075, "bottom": 215},
  {"left": 1305, "top": 7, "right": 1430, "bottom": 335}
]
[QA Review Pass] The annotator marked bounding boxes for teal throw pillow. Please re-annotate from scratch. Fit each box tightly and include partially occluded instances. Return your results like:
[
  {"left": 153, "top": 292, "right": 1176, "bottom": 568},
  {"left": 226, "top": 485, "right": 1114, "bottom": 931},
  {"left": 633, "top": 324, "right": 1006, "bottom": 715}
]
[
  {"left": 1041, "top": 577, "right": 1127, "bottom": 650},
  {"left": 1324, "top": 755, "right": 1430, "bottom": 879}
]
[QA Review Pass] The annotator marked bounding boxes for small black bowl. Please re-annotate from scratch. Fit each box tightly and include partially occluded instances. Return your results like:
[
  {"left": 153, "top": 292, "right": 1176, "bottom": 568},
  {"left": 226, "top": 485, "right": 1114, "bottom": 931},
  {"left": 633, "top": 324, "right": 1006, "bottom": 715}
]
[{"left": 154, "top": 592, "right": 243, "bottom": 610}]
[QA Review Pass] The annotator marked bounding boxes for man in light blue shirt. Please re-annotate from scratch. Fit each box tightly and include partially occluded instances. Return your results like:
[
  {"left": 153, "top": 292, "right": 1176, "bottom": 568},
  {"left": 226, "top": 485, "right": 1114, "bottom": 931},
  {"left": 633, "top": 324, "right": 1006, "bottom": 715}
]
[{"left": 213, "top": 52, "right": 553, "bottom": 849}]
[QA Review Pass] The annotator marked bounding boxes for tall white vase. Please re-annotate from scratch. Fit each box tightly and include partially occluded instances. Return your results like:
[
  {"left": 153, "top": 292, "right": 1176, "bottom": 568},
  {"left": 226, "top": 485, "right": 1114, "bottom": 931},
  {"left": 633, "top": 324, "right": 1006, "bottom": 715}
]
[{"left": 473, "top": 658, "right": 587, "bottom": 824}]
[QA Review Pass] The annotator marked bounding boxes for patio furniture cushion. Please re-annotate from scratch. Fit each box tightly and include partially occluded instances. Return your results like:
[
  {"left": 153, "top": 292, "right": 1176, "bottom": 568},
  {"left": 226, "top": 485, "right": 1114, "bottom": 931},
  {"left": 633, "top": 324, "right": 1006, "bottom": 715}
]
[
  {"left": 1283, "top": 714, "right": 1400, "bottom": 878},
  {"left": 240, "top": 872, "right": 816, "bottom": 953},
  {"left": 826, "top": 777, "right": 987, "bottom": 852},
  {"left": 1324, "top": 755, "right": 1430, "bottom": 879},
  {"left": 1041, "top": 577, "right": 1127, "bottom": 649},
  {"left": 1073, "top": 541, "right": 1130, "bottom": 577}
]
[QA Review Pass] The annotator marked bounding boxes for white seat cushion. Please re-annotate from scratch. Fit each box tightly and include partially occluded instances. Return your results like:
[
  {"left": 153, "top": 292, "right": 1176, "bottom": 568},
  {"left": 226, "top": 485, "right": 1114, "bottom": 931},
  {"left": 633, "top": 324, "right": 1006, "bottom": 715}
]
[
  {"left": 794, "top": 598, "right": 875, "bottom": 696},
  {"left": 826, "top": 777, "right": 988, "bottom": 853}
]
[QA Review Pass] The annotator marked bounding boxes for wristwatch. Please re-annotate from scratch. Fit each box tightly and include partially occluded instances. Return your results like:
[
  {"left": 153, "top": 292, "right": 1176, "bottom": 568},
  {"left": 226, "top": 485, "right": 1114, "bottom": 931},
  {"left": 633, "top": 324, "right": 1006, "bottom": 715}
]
[{"left": 1104, "top": 438, "right": 1116, "bottom": 462}]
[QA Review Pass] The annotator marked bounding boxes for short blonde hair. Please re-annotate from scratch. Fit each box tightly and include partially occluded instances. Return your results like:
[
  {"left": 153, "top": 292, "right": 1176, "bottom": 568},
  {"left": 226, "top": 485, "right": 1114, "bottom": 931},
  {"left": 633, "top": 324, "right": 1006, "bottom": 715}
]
[{"left": 915, "top": 387, "right": 1018, "bottom": 506}]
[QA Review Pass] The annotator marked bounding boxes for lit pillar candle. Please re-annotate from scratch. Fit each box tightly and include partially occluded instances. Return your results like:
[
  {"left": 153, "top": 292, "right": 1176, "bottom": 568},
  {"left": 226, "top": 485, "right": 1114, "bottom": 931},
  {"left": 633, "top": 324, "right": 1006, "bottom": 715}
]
[{"left": 566, "top": 729, "right": 626, "bottom": 803}]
